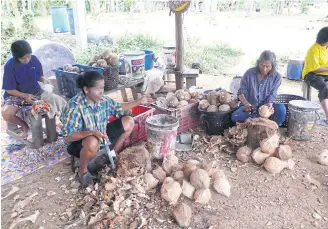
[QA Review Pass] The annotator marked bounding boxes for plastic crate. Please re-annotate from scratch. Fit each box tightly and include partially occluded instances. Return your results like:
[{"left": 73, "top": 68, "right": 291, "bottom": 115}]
[
  {"left": 120, "top": 105, "right": 155, "bottom": 148},
  {"left": 102, "top": 66, "right": 119, "bottom": 91},
  {"left": 53, "top": 64, "right": 104, "bottom": 99},
  {"left": 276, "top": 94, "right": 306, "bottom": 127},
  {"left": 152, "top": 102, "right": 201, "bottom": 134}
]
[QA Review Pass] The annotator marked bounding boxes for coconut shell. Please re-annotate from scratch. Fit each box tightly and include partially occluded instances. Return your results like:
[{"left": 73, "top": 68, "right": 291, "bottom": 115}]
[
  {"left": 194, "top": 188, "right": 211, "bottom": 204},
  {"left": 155, "top": 97, "right": 168, "bottom": 108},
  {"left": 188, "top": 99, "right": 197, "bottom": 104},
  {"left": 318, "top": 149, "right": 328, "bottom": 166},
  {"left": 173, "top": 171, "right": 185, "bottom": 183},
  {"left": 166, "top": 92, "right": 175, "bottom": 100},
  {"left": 252, "top": 148, "right": 270, "bottom": 165},
  {"left": 207, "top": 105, "right": 218, "bottom": 112},
  {"left": 258, "top": 105, "right": 274, "bottom": 118},
  {"left": 218, "top": 104, "right": 230, "bottom": 112},
  {"left": 236, "top": 146, "right": 252, "bottom": 163},
  {"left": 260, "top": 134, "right": 280, "bottom": 155},
  {"left": 276, "top": 145, "right": 292, "bottom": 160},
  {"left": 207, "top": 91, "right": 219, "bottom": 105},
  {"left": 160, "top": 177, "right": 182, "bottom": 205},
  {"left": 219, "top": 92, "right": 232, "bottom": 104},
  {"left": 96, "top": 59, "right": 108, "bottom": 67},
  {"left": 152, "top": 166, "right": 166, "bottom": 183},
  {"left": 167, "top": 96, "right": 179, "bottom": 108},
  {"left": 198, "top": 99, "right": 210, "bottom": 110},
  {"left": 175, "top": 89, "right": 191, "bottom": 101}
]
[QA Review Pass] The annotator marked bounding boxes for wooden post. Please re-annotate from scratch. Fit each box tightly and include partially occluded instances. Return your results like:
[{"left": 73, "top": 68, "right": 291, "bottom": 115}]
[
  {"left": 72, "top": 0, "right": 87, "bottom": 49},
  {"left": 175, "top": 12, "right": 184, "bottom": 90}
]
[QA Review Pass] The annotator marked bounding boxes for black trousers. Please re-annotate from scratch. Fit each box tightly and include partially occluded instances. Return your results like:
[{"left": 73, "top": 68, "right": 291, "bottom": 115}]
[{"left": 305, "top": 72, "right": 328, "bottom": 102}]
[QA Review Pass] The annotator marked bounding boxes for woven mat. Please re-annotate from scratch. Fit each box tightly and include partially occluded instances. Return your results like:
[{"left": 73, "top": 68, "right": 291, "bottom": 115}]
[{"left": 1, "top": 131, "right": 69, "bottom": 185}]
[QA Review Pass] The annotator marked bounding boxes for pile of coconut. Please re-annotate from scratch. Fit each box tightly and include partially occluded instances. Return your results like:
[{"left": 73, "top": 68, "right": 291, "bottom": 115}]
[
  {"left": 87, "top": 50, "right": 119, "bottom": 68},
  {"left": 76, "top": 144, "right": 231, "bottom": 229},
  {"left": 198, "top": 90, "right": 240, "bottom": 112},
  {"left": 62, "top": 64, "right": 82, "bottom": 73},
  {"left": 154, "top": 89, "right": 200, "bottom": 110}
]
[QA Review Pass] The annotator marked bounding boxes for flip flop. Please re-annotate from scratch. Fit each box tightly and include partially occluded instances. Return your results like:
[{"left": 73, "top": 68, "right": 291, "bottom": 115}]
[{"left": 318, "top": 119, "right": 328, "bottom": 127}]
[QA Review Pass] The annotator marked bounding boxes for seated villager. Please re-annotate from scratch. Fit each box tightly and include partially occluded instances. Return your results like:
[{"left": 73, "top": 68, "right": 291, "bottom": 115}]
[
  {"left": 60, "top": 70, "right": 152, "bottom": 186},
  {"left": 302, "top": 26, "right": 328, "bottom": 127},
  {"left": 2, "top": 40, "right": 49, "bottom": 139},
  {"left": 231, "top": 50, "right": 287, "bottom": 126}
]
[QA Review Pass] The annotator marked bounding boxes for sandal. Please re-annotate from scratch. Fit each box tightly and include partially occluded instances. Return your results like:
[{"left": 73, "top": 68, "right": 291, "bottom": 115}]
[
  {"left": 79, "top": 171, "right": 98, "bottom": 188},
  {"left": 318, "top": 119, "right": 328, "bottom": 127}
]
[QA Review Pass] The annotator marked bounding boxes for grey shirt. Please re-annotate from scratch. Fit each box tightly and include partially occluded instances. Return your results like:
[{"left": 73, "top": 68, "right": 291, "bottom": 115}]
[{"left": 238, "top": 67, "right": 282, "bottom": 108}]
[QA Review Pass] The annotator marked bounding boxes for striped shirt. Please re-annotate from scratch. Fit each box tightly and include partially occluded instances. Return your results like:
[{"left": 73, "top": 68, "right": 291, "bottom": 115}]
[{"left": 60, "top": 92, "right": 124, "bottom": 144}]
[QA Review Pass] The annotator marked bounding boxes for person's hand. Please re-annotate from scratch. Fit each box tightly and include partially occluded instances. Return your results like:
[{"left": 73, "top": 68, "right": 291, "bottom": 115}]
[
  {"left": 138, "top": 95, "right": 153, "bottom": 105},
  {"left": 23, "top": 94, "right": 37, "bottom": 103},
  {"left": 267, "top": 103, "right": 274, "bottom": 114},
  {"left": 244, "top": 103, "right": 253, "bottom": 113},
  {"left": 91, "top": 131, "right": 108, "bottom": 143}
]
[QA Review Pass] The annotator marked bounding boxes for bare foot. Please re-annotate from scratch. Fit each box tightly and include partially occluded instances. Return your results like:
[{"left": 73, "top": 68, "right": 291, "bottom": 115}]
[{"left": 20, "top": 126, "right": 29, "bottom": 139}]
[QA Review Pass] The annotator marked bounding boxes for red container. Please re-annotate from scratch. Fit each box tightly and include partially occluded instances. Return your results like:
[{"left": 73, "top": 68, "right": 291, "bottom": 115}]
[
  {"left": 121, "top": 105, "right": 155, "bottom": 148},
  {"left": 152, "top": 102, "right": 200, "bottom": 134}
]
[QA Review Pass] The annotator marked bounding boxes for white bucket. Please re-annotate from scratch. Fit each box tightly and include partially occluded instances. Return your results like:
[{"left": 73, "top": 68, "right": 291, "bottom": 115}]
[
  {"left": 163, "top": 45, "right": 176, "bottom": 67},
  {"left": 123, "top": 51, "right": 145, "bottom": 79}
]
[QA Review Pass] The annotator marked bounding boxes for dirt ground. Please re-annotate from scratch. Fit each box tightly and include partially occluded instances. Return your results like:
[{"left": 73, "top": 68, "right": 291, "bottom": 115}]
[{"left": 2, "top": 10, "right": 328, "bottom": 229}]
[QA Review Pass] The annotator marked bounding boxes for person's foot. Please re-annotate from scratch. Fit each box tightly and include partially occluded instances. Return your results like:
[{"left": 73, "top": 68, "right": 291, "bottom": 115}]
[
  {"left": 318, "top": 119, "right": 328, "bottom": 127},
  {"left": 79, "top": 171, "right": 97, "bottom": 188},
  {"left": 20, "top": 125, "right": 29, "bottom": 139}
]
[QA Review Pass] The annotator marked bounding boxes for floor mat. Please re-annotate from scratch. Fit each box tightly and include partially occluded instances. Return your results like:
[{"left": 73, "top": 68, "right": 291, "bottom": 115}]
[{"left": 1, "top": 132, "right": 69, "bottom": 185}]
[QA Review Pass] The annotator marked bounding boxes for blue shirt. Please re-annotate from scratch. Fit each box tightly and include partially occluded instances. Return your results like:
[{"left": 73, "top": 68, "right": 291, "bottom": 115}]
[
  {"left": 238, "top": 67, "right": 282, "bottom": 108},
  {"left": 2, "top": 55, "right": 43, "bottom": 99}
]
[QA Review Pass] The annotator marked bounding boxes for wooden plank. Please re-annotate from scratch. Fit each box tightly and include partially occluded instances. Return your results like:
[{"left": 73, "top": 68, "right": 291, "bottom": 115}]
[
  {"left": 120, "top": 88, "right": 128, "bottom": 102},
  {"left": 131, "top": 87, "right": 138, "bottom": 100},
  {"left": 175, "top": 12, "right": 184, "bottom": 90}
]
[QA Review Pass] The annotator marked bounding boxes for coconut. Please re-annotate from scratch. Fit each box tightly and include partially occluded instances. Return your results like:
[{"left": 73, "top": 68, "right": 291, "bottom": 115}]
[
  {"left": 166, "top": 92, "right": 175, "bottom": 100},
  {"left": 87, "top": 61, "right": 96, "bottom": 66},
  {"left": 173, "top": 171, "right": 185, "bottom": 183},
  {"left": 101, "top": 50, "right": 111, "bottom": 59},
  {"left": 92, "top": 54, "right": 102, "bottom": 61},
  {"left": 167, "top": 96, "right": 179, "bottom": 108},
  {"left": 207, "top": 105, "right": 218, "bottom": 112},
  {"left": 252, "top": 148, "right": 270, "bottom": 165},
  {"left": 203, "top": 161, "right": 218, "bottom": 176},
  {"left": 162, "top": 155, "right": 179, "bottom": 175},
  {"left": 96, "top": 59, "right": 108, "bottom": 67},
  {"left": 175, "top": 89, "right": 191, "bottom": 101},
  {"left": 198, "top": 99, "right": 210, "bottom": 110},
  {"left": 181, "top": 180, "right": 195, "bottom": 199},
  {"left": 63, "top": 64, "right": 73, "bottom": 72},
  {"left": 194, "top": 188, "right": 211, "bottom": 204},
  {"left": 258, "top": 105, "right": 274, "bottom": 118},
  {"left": 317, "top": 149, "right": 328, "bottom": 166},
  {"left": 143, "top": 173, "right": 159, "bottom": 191},
  {"left": 189, "top": 169, "right": 210, "bottom": 189},
  {"left": 219, "top": 92, "right": 232, "bottom": 104},
  {"left": 183, "top": 164, "right": 198, "bottom": 178},
  {"left": 109, "top": 55, "right": 119, "bottom": 66},
  {"left": 229, "top": 99, "right": 240, "bottom": 109},
  {"left": 172, "top": 203, "right": 192, "bottom": 228},
  {"left": 188, "top": 99, "right": 197, "bottom": 104},
  {"left": 179, "top": 100, "right": 189, "bottom": 107},
  {"left": 212, "top": 170, "right": 231, "bottom": 197},
  {"left": 218, "top": 104, "right": 230, "bottom": 112},
  {"left": 276, "top": 145, "right": 292, "bottom": 160},
  {"left": 187, "top": 159, "right": 201, "bottom": 166},
  {"left": 207, "top": 91, "right": 219, "bottom": 105},
  {"left": 152, "top": 166, "right": 166, "bottom": 183},
  {"left": 155, "top": 97, "right": 168, "bottom": 108},
  {"left": 71, "top": 66, "right": 80, "bottom": 73},
  {"left": 171, "top": 163, "right": 185, "bottom": 173},
  {"left": 160, "top": 177, "right": 182, "bottom": 205},
  {"left": 260, "top": 134, "right": 280, "bottom": 155},
  {"left": 236, "top": 146, "right": 252, "bottom": 163},
  {"left": 263, "top": 157, "right": 295, "bottom": 174}
]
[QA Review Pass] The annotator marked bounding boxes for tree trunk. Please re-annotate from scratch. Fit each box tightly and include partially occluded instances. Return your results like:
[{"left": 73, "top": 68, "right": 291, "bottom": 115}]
[{"left": 27, "top": 0, "right": 32, "bottom": 12}]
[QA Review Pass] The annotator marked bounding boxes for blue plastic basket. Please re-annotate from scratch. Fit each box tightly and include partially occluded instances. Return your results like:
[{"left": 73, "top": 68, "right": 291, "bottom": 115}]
[{"left": 53, "top": 64, "right": 104, "bottom": 99}]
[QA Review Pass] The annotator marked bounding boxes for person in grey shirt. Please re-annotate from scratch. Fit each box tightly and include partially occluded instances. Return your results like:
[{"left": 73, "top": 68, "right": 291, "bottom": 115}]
[{"left": 231, "top": 50, "right": 287, "bottom": 126}]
